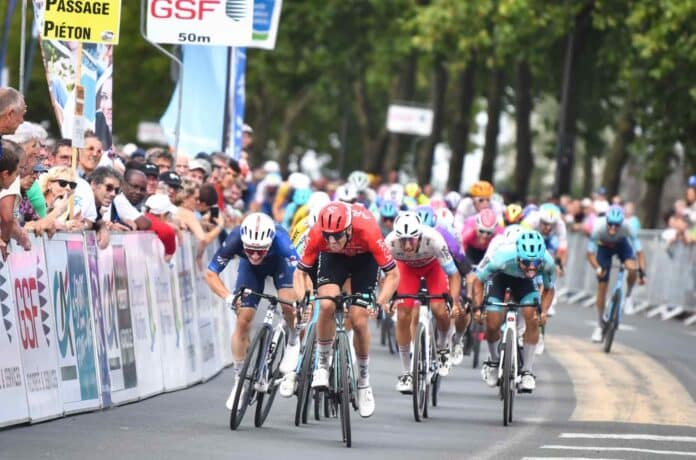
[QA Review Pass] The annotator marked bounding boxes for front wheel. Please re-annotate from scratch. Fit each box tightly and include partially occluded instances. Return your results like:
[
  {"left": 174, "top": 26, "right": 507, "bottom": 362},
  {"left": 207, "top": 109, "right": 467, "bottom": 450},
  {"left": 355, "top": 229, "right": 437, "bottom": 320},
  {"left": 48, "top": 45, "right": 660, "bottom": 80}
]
[
  {"left": 502, "top": 327, "right": 515, "bottom": 427},
  {"left": 603, "top": 290, "right": 621, "bottom": 353},
  {"left": 230, "top": 327, "right": 267, "bottom": 430},
  {"left": 412, "top": 324, "right": 428, "bottom": 422},
  {"left": 255, "top": 328, "right": 285, "bottom": 427},
  {"left": 295, "top": 326, "right": 316, "bottom": 426},
  {"left": 337, "top": 333, "right": 352, "bottom": 447}
]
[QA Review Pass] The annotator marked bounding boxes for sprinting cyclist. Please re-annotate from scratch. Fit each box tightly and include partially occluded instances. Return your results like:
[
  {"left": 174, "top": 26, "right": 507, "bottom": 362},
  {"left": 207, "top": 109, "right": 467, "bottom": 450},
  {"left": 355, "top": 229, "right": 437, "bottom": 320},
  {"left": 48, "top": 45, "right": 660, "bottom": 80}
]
[
  {"left": 204, "top": 213, "right": 300, "bottom": 409},
  {"left": 586, "top": 205, "right": 646, "bottom": 343},
  {"left": 386, "top": 212, "right": 463, "bottom": 392},
  {"left": 522, "top": 203, "right": 568, "bottom": 270},
  {"left": 454, "top": 180, "right": 504, "bottom": 234},
  {"left": 473, "top": 230, "right": 555, "bottom": 392},
  {"left": 379, "top": 200, "right": 398, "bottom": 237},
  {"left": 503, "top": 203, "right": 523, "bottom": 226},
  {"left": 293, "top": 202, "right": 400, "bottom": 418}
]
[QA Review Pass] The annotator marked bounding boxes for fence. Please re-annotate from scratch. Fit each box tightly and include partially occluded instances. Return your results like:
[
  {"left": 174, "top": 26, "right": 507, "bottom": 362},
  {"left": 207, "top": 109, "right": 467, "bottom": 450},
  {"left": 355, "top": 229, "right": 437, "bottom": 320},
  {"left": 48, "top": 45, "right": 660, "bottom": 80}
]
[
  {"left": 557, "top": 230, "right": 695, "bottom": 322},
  {"left": 0, "top": 232, "right": 236, "bottom": 428}
]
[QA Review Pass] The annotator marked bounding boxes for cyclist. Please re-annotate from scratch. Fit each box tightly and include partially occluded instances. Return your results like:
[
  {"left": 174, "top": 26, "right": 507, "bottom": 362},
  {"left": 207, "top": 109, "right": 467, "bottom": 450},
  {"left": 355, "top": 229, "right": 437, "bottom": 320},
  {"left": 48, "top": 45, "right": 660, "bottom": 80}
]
[
  {"left": 473, "top": 230, "right": 555, "bottom": 392},
  {"left": 293, "top": 202, "right": 400, "bottom": 418},
  {"left": 503, "top": 203, "right": 523, "bottom": 226},
  {"left": 204, "top": 212, "right": 300, "bottom": 410},
  {"left": 379, "top": 200, "right": 398, "bottom": 237},
  {"left": 386, "top": 212, "right": 462, "bottom": 392},
  {"left": 522, "top": 203, "right": 568, "bottom": 270},
  {"left": 461, "top": 209, "right": 503, "bottom": 298},
  {"left": 586, "top": 205, "right": 646, "bottom": 343},
  {"left": 454, "top": 180, "right": 503, "bottom": 234}
]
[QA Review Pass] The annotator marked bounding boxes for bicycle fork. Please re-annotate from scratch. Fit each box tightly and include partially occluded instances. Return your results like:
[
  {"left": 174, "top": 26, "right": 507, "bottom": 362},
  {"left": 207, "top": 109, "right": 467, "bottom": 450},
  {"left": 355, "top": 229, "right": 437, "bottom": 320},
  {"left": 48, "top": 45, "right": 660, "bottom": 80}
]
[{"left": 498, "top": 311, "right": 519, "bottom": 387}]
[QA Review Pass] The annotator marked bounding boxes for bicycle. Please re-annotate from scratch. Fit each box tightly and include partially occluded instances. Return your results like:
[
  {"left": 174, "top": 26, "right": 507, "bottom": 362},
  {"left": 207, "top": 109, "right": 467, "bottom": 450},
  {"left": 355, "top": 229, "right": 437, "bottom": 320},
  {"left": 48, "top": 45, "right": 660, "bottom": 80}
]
[
  {"left": 294, "top": 293, "right": 320, "bottom": 426},
  {"left": 484, "top": 298, "right": 540, "bottom": 427},
  {"left": 390, "top": 277, "right": 452, "bottom": 422},
  {"left": 228, "top": 288, "right": 296, "bottom": 430},
  {"left": 602, "top": 264, "right": 625, "bottom": 354},
  {"left": 310, "top": 292, "right": 374, "bottom": 448},
  {"left": 379, "top": 308, "right": 397, "bottom": 354}
]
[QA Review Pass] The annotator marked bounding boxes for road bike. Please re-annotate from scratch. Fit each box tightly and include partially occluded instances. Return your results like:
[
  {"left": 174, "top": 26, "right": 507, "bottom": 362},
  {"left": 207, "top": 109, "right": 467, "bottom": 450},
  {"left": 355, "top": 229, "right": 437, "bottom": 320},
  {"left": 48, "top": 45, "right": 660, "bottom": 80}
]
[
  {"left": 379, "top": 308, "right": 397, "bottom": 355},
  {"left": 228, "top": 288, "right": 296, "bottom": 430},
  {"left": 294, "top": 293, "right": 320, "bottom": 426},
  {"left": 602, "top": 265, "right": 626, "bottom": 353},
  {"left": 391, "top": 278, "right": 452, "bottom": 422}
]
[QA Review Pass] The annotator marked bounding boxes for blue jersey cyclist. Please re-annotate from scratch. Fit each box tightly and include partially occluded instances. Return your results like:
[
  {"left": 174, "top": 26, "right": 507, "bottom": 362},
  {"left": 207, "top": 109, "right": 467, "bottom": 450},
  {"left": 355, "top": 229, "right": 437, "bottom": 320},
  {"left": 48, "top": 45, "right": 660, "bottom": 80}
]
[
  {"left": 472, "top": 230, "right": 556, "bottom": 393},
  {"left": 205, "top": 212, "right": 300, "bottom": 411},
  {"left": 586, "top": 205, "right": 646, "bottom": 343}
]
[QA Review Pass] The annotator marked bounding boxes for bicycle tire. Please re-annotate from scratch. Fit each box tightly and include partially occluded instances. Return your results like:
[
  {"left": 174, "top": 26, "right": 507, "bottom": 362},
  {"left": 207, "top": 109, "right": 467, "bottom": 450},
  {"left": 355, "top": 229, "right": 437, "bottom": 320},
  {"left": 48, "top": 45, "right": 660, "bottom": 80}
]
[
  {"left": 472, "top": 323, "right": 482, "bottom": 369},
  {"left": 412, "top": 323, "right": 427, "bottom": 422},
  {"left": 386, "top": 319, "right": 397, "bottom": 355},
  {"left": 230, "top": 326, "right": 267, "bottom": 430},
  {"left": 430, "top": 336, "right": 439, "bottom": 410},
  {"left": 502, "top": 327, "right": 514, "bottom": 427},
  {"left": 295, "top": 326, "right": 316, "bottom": 426},
  {"left": 337, "top": 333, "right": 352, "bottom": 447},
  {"left": 603, "top": 290, "right": 621, "bottom": 353},
  {"left": 254, "top": 328, "right": 285, "bottom": 428}
]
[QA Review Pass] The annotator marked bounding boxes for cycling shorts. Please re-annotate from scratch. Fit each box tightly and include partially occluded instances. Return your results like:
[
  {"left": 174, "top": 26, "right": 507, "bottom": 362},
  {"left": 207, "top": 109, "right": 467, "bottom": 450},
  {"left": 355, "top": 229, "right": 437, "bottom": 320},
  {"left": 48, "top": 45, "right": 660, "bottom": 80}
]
[
  {"left": 395, "top": 259, "right": 449, "bottom": 308},
  {"left": 316, "top": 252, "right": 380, "bottom": 304},
  {"left": 465, "top": 246, "right": 486, "bottom": 265},
  {"left": 486, "top": 273, "right": 539, "bottom": 312},
  {"left": 596, "top": 239, "right": 636, "bottom": 282},
  {"left": 235, "top": 257, "right": 295, "bottom": 308},
  {"left": 543, "top": 234, "right": 559, "bottom": 254}
]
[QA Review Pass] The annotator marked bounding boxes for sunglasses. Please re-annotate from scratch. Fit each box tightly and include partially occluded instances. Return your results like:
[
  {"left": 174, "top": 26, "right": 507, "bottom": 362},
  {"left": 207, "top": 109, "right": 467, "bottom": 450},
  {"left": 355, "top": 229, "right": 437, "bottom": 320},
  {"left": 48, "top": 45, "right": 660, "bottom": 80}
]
[
  {"left": 322, "top": 230, "right": 348, "bottom": 241},
  {"left": 382, "top": 216, "right": 395, "bottom": 223},
  {"left": 475, "top": 197, "right": 491, "bottom": 203},
  {"left": 607, "top": 223, "right": 621, "bottom": 229},
  {"left": 398, "top": 237, "right": 419, "bottom": 247},
  {"left": 244, "top": 247, "right": 268, "bottom": 258},
  {"left": 53, "top": 179, "right": 77, "bottom": 190},
  {"left": 104, "top": 184, "right": 120, "bottom": 194},
  {"left": 519, "top": 258, "right": 542, "bottom": 268},
  {"left": 477, "top": 228, "right": 494, "bottom": 236}
]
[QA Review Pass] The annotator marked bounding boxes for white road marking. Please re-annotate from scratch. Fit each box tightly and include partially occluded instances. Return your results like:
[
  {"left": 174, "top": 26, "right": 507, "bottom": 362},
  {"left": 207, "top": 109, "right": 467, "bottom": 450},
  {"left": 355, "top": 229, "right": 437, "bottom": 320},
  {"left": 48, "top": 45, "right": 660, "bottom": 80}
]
[
  {"left": 583, "top": 320, "right": 635, "bottom": 331},
  {"left": 521, "top": 458, "right": 621, "bottom": 460},
  {"left": 559, "top": 433, "right": 696, "bottom": 443},
  {"left": 541, "top": 445, "right": 696, "bottom": 457}
]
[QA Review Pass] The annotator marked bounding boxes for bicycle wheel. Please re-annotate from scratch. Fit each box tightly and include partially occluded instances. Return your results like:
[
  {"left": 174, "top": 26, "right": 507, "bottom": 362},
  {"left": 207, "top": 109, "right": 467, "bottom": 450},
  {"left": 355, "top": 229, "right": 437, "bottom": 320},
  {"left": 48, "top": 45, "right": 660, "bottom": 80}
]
[
  {"left": 386, "top": 318, "right": 397, "bottom": 355},
  {"left": 502, "top": 327, "right": 514, "bottom": 427},
  {"left": 337, "top": 333, "right": 352, "bottom": 447},
  {"left": 230, "top": 326, "right": 267, "bottom": 430},
  {"left": 603, "top": 290, "right": 621, "bottom": 354},
  {"left": 472, "top": 323, "right": 482, "bottom": 369},
  {"left": 412, "top": 323, "right": 427, "bottom": 422},
  {"left": 295, "top": 326, "right": 316, "bottom": 426},
  {"left": 255, "top": 328, "right": 285, "bottom": 427},
  {"left": 430, "top": 336, "right": 439, "bottom": 410}
]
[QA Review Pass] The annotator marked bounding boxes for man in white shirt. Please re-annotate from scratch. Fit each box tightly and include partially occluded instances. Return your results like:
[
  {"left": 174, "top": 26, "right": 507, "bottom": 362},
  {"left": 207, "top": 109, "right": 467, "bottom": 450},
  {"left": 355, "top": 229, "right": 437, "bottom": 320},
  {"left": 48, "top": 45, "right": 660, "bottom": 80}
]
[{"left": 112, "top": 168, "right": 151, "bottom": 230}]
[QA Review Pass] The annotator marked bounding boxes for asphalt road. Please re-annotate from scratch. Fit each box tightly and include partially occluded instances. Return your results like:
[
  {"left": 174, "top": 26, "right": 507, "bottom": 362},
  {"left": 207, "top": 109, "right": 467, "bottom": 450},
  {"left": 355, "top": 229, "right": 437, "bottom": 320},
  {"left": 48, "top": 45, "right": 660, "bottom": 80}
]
[{"left": 2, "top": 301, "right": 695, "bottom": 460}]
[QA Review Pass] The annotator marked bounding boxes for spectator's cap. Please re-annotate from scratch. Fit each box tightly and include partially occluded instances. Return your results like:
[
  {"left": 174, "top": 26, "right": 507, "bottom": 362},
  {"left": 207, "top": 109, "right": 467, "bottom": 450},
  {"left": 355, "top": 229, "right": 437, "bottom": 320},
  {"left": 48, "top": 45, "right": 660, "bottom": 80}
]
[
  {"left": 189, "top": 158, "right": 211, "bottom": 177},
  {"left": 593, "top": 199, "right": 609, "bottom": 215},
  {"left": 689, "top": 175, "right": 696, "bottom": 188},
  {"left": 131, "top": 148, "right": 146, "bottom": 160},
  {"left": 195, "top": 151, "right": 211, "bottom": 162},
  {"left": 33, "top": 163, "right": 49, "bottom": 174},
  {"left": 141, "top": 163, "right": 159, "bottom": 178},
  {"left": 159, "top": 171, "right": 182, "bottom": 189},
  {"left": 581, "top": 197, "right": 592, "bottom": 208},
  {"left": 122, "top": 143, "right": 138, "bottom": 157},
  {"left": 145, "top": 193, "right": 177, "bottom": 215},
  {"left": 242, "top": 123, "right": 253, "bottom": 134},
  {"left": 595, "top": 186, "right": 607, "bottom": 196}
]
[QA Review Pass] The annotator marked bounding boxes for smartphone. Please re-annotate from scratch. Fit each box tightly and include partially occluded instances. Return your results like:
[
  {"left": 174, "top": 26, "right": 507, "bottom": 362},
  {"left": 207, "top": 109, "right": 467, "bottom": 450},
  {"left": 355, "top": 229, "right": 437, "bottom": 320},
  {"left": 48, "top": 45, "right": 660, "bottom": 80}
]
[{"left": 210, "top": 206, "right": 220, "bottom": 219}]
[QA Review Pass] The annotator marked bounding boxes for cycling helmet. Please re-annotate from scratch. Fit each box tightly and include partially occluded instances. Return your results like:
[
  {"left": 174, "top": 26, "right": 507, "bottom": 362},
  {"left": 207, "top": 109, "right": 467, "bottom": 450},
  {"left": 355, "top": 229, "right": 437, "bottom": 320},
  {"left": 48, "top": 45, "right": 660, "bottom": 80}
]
[
  {"left": 522, "top": 203, "right": 538, "bottom": 218},
  {"left": 415, "top": 205, "right": 435, "bottom": 227},
  {"left": 469, "top": 180, "right": 494, "bottom": 198},
  {"left": 387, "top": 184, "right": 405, "bottom": 205},
  {"left": 307, "top": 191, "right": 331, "bottom": 224},
  {"left": 405, "top": 182, "right": 421, "bottom": 198},
  {"left": 504, "top": 204, "right": 523, "bottom": 224},
  {"left": 402, "top": 196, "right": 418, "bottom": 210},
  {"left": 429, "top": 195, "right": 447, "bottom": 210},
  {"left": 539, "top": 203, "right": 561, "bottom": 224},
  {"left": 240, "top": 213, "right": 276, "bottom": 248},
  {"left": 262, "top": 160, "right": 280, "bottom": 174},
  {"left": 336, "top": 183, "right": 358, "bottom": 203},
  {"left": 264, "top": 173, "right": 282, "bottom": 187},
  {"left": 504, "top": 224, "right": 523, "bottom": 241},
  {"left": 606, "top": 204, "right": 625, "bottom": 225},
  {"left": 516, "top": 230, "right": 546, "bottom": 261},
  {"left": 347, "top": 170, "right": 370, "bottom": 192},
  {"left": 434, "top": 207, "right": 454, "bottom": 229},
  {"left": 475, "top": 208, "right": 498, "bottom": 233},
  {"left": 394, "top": 212, "right": 422, "bottom": 238},
  {"left": 380, "top": 200, "right": 398, "bottom": 219},
  {"left": 288, "top": 172, "right": 311, "bottom": 190},
  {"left": 318, "top": 202, "right": 352, "bottom": 233},
  {"left": 689, "top": 175, "right": 696, "bottom": 188},
  {"left": 445, "top": 191, "right": 462, "bottom": 210},
  {"left": 292, "top": 187, "right": 312, "bottom": 206}
]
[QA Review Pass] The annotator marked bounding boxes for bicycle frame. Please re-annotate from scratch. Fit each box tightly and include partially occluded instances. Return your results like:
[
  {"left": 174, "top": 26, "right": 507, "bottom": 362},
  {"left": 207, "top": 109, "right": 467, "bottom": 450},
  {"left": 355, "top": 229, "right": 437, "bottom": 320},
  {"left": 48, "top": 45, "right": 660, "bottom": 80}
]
[{"left": 604, "top": 266, "right": 626, "bottom": 325}]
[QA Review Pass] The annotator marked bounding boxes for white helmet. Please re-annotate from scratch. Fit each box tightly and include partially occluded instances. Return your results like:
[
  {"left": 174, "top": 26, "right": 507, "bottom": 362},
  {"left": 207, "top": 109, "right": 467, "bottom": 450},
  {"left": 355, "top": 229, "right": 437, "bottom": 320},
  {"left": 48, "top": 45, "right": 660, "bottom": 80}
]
[
  {"left": 288, "top": 172, "right": 311, "bottom": 190},
  {"left": 307, "top": 191, "right": 331, "bottom": 224},
  {"left": 503, "top": 224, "right": 523, "bottom": 242},
  {"left": 262, "top": 160, "right": 280, "bottom": 174},
  {"left": 434, "top": 207, "right": 454, "bottom": 229},
  {"left": 387, "top": 184, "right": 405, "bottom": 204},
  {"left": 264, "top": 173, "right": 282, "bottom": 187},
  {"left": 347, "top": 170, "right": 370, "bottom": 192},
  {"left": 240, "top": 213, "right": 276, "bottom": 248},
  {"left": 445, "top": 191, "right": 461, "bottom": 210},
  {"left": 336, "top": 183, "right": 358, "bottom": 203},
  {"left": 394, "top": 211, "right": 423, "bottom": 238}
]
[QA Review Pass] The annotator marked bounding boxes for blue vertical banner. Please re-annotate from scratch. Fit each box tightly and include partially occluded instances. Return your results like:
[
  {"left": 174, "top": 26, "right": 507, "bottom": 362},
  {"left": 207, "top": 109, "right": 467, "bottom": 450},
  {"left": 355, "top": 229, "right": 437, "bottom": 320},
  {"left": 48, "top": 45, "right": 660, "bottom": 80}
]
[
  {"left": 232, "top": 47, "right": 246, "bottom": 160},
  {"left": 250, "top": 0, "right": 283, "bottom": 50}
]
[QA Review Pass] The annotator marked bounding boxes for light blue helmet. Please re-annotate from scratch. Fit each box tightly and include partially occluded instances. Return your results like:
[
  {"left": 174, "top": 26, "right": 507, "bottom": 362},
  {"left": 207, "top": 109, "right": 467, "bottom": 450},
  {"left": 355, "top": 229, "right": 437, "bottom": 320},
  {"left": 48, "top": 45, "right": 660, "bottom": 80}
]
[
  {"left": 380, "top": 200, "right": 398, "bottom": 219},
  {"left": 415, "top": 205, "right": 434, "bottom": 227},
  {"left": 606, "top": 205, "right": 624, "bottom": 225},
  {"left": 516, "top": 230, "right": 545, "bottom": 261},
  {"left": 292, "top": 188, "right": 312, "bottom": 206}
]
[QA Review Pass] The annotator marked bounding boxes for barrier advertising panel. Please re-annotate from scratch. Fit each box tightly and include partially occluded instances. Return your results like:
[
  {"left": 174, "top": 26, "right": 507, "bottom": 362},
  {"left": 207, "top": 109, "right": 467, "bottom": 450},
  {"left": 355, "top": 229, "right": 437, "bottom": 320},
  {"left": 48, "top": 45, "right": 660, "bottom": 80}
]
[
  {"left": 8, "top": 237, "right": 63, "bottom": 422},
  {"left": 0, "top": 257, "right": 30, "bottom": 427},
  {"left": 174, "top": 236, "right": 201, "bottom": 385},
  {"left": 44, "top": 236, "right": 100, "bottom": 413},
  {"left": 194, "top": 241, "right": 219, "bottom": 381}
]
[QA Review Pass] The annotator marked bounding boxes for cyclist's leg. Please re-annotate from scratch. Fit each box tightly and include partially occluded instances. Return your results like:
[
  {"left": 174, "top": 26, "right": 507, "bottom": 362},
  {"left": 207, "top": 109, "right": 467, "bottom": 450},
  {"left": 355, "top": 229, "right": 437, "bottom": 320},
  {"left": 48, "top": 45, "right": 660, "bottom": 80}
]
[
  {"left": 617, "top": 239, "right": 638, "bottom": 296},
  {"left": 271, "top": 257, "right": 299, "bottom": 341},
  {"left": 232, "top": 259, "right": 264, "bottom": 370},
  {"left": 512, "top": 280, "right": 541, "bottom": 371},
  {"left": 347, "top": 253, "right": 379, "bottom": 387},
  {"left": 315, "top": 253, "right": 349, "bottom": 372},
  {"left": 484, "top": 274, "right": 507, "bottom": 362},
  {"left": 394, "top": 261, "right": 417, "bottom": 375},
  {"left": 595, "top": 246, "right": 613, "bottom": 325}
]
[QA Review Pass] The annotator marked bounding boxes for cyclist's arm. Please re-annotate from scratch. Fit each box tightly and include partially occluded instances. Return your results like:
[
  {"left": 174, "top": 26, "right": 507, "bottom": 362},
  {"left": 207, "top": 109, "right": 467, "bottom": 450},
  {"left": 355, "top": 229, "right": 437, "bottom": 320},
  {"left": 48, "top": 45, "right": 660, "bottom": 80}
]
[
  {"left": 293, "top": 267, "right": 313, "bottom": 300},
  {"left": 204, "top": 269, "right": 231, "bottom": 300},
  {"left": 472, "top": 276, "right": 485, "bottom": 308},
  {"left": 540, "top": 287, "right": 555, "bottom": 314},
  {"left": 586, "top": 251, "right": 601, "bottom": 271},
  {"left": 376, "top": 264, "right": 399, "bottom": 306}
]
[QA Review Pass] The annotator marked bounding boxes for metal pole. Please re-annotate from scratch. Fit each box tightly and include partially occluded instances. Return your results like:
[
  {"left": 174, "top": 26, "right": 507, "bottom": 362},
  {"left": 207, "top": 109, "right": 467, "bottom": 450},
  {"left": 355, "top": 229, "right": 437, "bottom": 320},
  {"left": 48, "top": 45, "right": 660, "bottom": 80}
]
[
  {"left": 140, "top": 0, "right": 183, "bottom": 155},
  {"left": 19, "top": 0, "right": 26, "bottom": 92}
]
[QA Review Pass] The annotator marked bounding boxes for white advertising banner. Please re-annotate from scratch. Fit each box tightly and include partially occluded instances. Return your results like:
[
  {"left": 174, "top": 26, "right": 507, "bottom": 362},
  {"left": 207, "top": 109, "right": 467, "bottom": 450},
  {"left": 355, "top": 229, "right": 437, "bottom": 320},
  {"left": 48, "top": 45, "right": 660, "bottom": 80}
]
[
  {"left": 124, "top": 234, "right": 164, "bottom": 399},
  {"left": 0, "top": 257, "right": 30, "bottom": 427},
  {"left": 194, "top": 241, "right": 219, "bottom": 381},
  {"left": 104, "top": 238, "right": 139, "bottom": 405},
  {"left": 386, "top": 104, "right": 434, "bottom": 136},
  {"left": 174, "top": 234, "right": 201, "bottom": 385},
  {"left": 44, "top": 236, "right": 100, "bottom": 414},
  {"left": 8, "top": 237, "right": 63, "bottom": 422},
  {"left": 218, "top": 258, "right": 236, "bottom": 367},
  {"left": 146, "top": 0, "right": 254, "bottom": 46}
]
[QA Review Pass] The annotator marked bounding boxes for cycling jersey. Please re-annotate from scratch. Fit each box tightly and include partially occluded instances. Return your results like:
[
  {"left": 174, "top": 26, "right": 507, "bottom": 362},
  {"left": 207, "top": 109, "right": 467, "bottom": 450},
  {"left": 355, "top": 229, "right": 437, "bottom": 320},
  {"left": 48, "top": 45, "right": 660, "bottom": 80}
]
[
  {"left": 298, "top": 203, "right": 396, "bottom": 272},
  {"left": 435, "top": 224, "right": 471, "bottom": 274},
  {"left": 476, "top": 245, "right": 556, "bottom": 290},
  {"left": 522, "top": 210, "right": 568, "bottom": 250},
  {"left": 454, "top": 197, "right": 504, "bottom": 234},
  {"left": 460, "top": 214, "right": 504, "bottom": 251},
  {"left": 385, "top": 225, "right": 457, "bottom": 275},
  {"left": 587, "top": 217, "right": 642, "bottom": 253}
]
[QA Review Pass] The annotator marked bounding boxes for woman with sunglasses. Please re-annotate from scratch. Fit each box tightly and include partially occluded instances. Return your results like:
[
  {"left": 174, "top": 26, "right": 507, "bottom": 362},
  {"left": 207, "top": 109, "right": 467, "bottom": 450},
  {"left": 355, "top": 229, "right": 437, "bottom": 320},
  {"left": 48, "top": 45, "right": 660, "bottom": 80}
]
[
  {"left": 472, "top": 230, "right": 555, "bottom": 393},
  {"left": 204, "top": 212, "right": 300, "bottom": 411},
  {"left": 37, "top": 166, "right": 85, "bottom": 231}
]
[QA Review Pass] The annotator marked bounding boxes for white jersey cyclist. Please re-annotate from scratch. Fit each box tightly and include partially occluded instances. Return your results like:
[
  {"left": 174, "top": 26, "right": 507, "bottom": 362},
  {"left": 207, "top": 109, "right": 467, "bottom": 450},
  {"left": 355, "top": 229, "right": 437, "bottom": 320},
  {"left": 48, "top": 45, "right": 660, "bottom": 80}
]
[
  {"left": 385, "top": 224, "right": 458, "bottom": 273},
  {"left": 522, "top": 203, "right": 568, "bottom": 255}
]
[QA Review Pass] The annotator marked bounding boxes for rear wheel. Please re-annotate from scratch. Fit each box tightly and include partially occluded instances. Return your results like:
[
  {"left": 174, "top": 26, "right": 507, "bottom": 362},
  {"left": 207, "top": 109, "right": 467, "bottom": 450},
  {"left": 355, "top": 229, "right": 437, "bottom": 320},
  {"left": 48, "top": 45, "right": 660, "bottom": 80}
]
[
  {"left": 230, "top": 327, "right": 267, "bottom": 430},
  {"left": 412, "top": 324, "right": 427, "bottom": 422},
  {"left": 603, "top": 290, "right": 621, "bottom": 353},
  {"left": 255, "top": 329, "right": 285, "bottom": 427},
  {"left": 502, "top": 328, "right": 514, "bottom": 426},
  {"left": 295, "top": 326, "right": 316, "bottom": 426}
]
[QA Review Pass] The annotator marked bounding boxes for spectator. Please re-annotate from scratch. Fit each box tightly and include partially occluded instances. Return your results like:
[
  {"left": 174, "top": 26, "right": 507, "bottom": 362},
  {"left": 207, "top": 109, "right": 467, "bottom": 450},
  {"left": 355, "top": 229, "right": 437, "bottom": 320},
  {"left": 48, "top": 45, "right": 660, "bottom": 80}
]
[
  {"left": 77, "top": 131, "right": 104, "bottom": 179},
  {"left": 0, "top": 87, "right": 26, "bottom": 136},
  {"left": 0, "top": 139, "right": 31, "bottom": 257},
  {"left": 143, "top": 193, "right": 178, "bottom": 262},
  {"left": 624, "top": 201, "right": 641, "bottom": 233},
  {"left": 686, "top": 175, "right": 696, "bottom": 228},
  {"left": 36, "top": 166, "right": 81, "bottom": 231},
  {"left": 112, "top": 168, "right": 152, "bottom": 230},
  {"left": 4, "top": 122, "right": 49, "bottom": 219},
  {"left": 159, "top": 170, "right": 182, "bottom": 205},
  {"left": 148, "top": 148, "right": 174, "bottom": 173},
  {"left": 142, "top": 162, "right": 160, "bottom": 197},
  {"left": 175, "top": 155, "right": 189, "bottom": 177},
  {"left": 209, "top": 152, "right": 228, "bottom": 184},
  {"left": 197, "top": 183, "right": 218, "bottom": 231},
  {"left": 188, "top": 159, "right": 210, "bottom": 185},
  {"left": 51, "top": 139, "right": 97, "bottom": 229},
  {"left": 174, "top": 179, "right": 224, "bottom": 266},
  {"left": 90, "top": 166, "right": 128, "bottom": 232},
  {"left": 241, "top": 123, "right": 253, "bottom": 160}
]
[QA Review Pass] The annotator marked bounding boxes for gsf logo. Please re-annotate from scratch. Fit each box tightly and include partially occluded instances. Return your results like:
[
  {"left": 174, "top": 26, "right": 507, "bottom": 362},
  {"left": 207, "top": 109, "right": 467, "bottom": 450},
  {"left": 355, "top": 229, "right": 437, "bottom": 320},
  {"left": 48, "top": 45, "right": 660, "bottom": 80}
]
[
  {"left": 14, "top": 278, "right": 40, "bottom": 350},
  {"left": 150, "top": 0, "right": 221, "bottom": 20}
]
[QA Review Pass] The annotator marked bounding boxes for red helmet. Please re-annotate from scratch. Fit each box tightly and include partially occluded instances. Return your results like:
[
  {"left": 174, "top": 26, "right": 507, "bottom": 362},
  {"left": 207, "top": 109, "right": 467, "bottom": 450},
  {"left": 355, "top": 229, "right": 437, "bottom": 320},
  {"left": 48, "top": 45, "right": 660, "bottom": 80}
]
[
  {"left": 476, "top": 208, "right": 498, "bottom": 233},
  {"left": 318, "top": 202, "right": 352, "bottom": 233}
]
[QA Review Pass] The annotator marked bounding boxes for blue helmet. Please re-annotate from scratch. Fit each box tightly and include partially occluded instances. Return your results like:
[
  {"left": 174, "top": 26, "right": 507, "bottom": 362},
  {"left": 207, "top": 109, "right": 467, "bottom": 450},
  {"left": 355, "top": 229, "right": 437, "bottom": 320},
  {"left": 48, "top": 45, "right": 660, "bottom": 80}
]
[
  {"left": 522, "top": 204, "right": 538, "bottom": 219},
  {"left": 516, "top": 230, "right": 546, "bottom": 261},
  {"left": 688, "top": 175, "right": 696, "bottom": 188},
  {"left": 380, "top": 200, "right": 398, "bottom": 219},
  {"left": 415, "top": 205, "right": 435, "bottom": 227},
  {"left": 292, "top": 188, "right": 312, "bottom": 206},
  {"left": 606, "top": 205, "right": 624, "bottom": 225}
]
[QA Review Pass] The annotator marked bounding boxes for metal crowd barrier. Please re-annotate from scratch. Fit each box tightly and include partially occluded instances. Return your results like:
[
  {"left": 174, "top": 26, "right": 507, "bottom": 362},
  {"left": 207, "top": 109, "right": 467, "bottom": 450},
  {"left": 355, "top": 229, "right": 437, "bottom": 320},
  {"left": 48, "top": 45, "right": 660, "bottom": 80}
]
[{"left": 556, "top": 230, "right": 696, "bottom": 324}]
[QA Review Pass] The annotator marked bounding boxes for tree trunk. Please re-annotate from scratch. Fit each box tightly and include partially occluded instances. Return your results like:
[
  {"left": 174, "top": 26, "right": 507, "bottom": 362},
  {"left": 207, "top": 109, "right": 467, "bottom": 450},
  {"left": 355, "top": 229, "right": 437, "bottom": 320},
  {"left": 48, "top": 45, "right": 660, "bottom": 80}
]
[
  {"left": 479, "top": 68, "right": 505, "bottom": 182},
  {"left": 417, "top": 54, "right": 448, "bottom": 185},
  {"left": 601, "top": 105, "right": 635, "bottom": 197},
  {"left": 277, "top": 88, "right": 314, "bottom": 175},
  {"left": 582, "top": 148, "right": 593, "bottom": 198},
  {"left": 448, "top": 59, "right": 477, "bottom": 192},
  {"left": 640, "top": 178, "right": 666, "bottom": 228},
  {"left": 553, "top": 4, "right": 593, "bottom": 195},
  {"left": 384, "top": 50, "right": 418, "bottom": 177},
  {"left": 513, "top": 60, "right": 533, "bottom": 202},
  {"left": 353, "top": 79, "right": 390, "bottom": 174}
]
